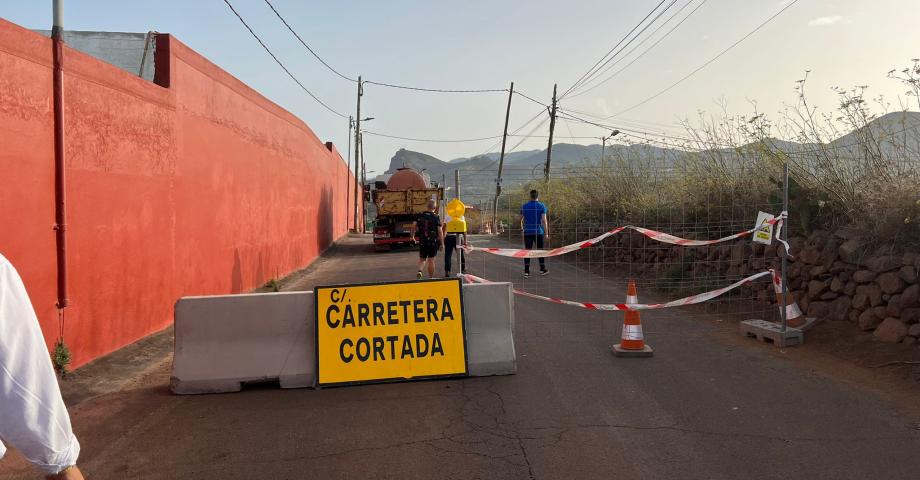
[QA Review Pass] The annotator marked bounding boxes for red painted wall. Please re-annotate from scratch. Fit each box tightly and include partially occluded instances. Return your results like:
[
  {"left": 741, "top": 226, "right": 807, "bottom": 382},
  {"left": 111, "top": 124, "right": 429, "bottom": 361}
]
[{"left": 0, "top": 18, "right": 359, "bottom": 368}]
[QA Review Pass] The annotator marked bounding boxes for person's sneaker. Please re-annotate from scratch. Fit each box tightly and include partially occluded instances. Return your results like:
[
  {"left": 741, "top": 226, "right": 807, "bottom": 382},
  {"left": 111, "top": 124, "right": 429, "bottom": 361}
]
[
  {"left": 540, "top": 269, "right": 549, "bottom": 276},
  {"left": 417, "top": 271, "right": 423, "bottom": 280},
  {"left": 523, "top": 271, "right": 530, "bottom": 278}
]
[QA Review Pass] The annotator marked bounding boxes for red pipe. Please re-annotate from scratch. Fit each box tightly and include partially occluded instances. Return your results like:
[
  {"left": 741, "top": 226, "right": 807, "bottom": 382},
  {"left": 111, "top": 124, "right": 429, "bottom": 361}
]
[{"left": 52, "top": 25, "right": 68, "bottom": 308}]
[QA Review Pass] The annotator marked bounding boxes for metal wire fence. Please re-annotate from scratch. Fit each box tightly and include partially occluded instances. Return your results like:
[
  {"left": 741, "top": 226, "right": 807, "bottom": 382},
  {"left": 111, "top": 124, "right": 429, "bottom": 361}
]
[{"left": 455, "top": 159, "right": 786, "bottom": 322}]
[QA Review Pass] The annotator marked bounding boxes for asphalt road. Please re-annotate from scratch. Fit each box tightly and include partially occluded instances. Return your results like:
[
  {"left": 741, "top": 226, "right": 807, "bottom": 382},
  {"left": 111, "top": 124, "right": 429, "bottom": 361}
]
[{"left": 3, "top": 234, "right": 920, "bottom": 479}]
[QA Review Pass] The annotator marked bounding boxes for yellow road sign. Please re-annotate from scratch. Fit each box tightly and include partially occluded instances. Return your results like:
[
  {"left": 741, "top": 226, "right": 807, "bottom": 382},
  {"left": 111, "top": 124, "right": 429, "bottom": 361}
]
[{"left": 315, "top": 278, "right": 468, "bottom": 386}]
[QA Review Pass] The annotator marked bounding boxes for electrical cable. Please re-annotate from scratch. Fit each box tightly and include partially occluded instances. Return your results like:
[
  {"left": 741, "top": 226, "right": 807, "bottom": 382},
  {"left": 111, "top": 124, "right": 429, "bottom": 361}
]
[
  {"left": 263, "top": 0, "right": 358, "bottom": 83},
  {"left": 460, "top": 109, "right": 550, "bottom": 178},
  {"left": 222, "top": 0, "right": 348, "bottom": 118},
  {"left": 363, "top": 80, "right": 507, "bottom": 94},
  {"left": 363, "top": 131, "right": 504, "bottom": 143},
  {"left": 264, "top": 1, "right": 506, "bottom": 93},
  {"left": 514, "top": 90, "right": 551, "bottom": 108},
  {"left": 560, "top": 0, "right": 669, "bottom": 99},
  {"left": 566, "top": 0, "right": 707, "bottom": 99},
  {"left": 608, "top": 0, "right": 801, "bottom": 118},
  {"left": 563, "top": 0, "right": 680, "bottom": 99},
  {"left": 557, "top": 108, "right": 920, "bottom": 157}
]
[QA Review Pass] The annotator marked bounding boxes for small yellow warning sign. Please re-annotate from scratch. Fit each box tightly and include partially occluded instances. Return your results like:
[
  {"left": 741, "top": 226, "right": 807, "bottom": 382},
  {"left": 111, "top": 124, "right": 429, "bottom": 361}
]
[
  {"left": 753, "top": 211, "right": 775, "bottom": 245},
  {"left": 315, "top": 278, "right": 467, "bottom": 386}
]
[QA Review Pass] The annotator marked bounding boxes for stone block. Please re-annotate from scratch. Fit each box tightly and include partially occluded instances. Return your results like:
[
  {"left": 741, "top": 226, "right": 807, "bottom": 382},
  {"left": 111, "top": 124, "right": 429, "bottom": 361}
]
[
  {"left": 874, "top": 318, "right": 908, "bottom": 343},
  {"left": 852, "top": 270, "right": 877, "bottom": 283},
  {"left": 828, "top": 296, "right": 851, "bottom": 322},
  {"left": 808, "top": 279, "right": 829, "bottom": 299},
  {"left": 900, "top": 284, "right": 919, "bottom": 309},
  {"left": 867, "top": 255, "right": 901, "bottom": 273},
  {"left": 858, "top": 309, "right": 882, "bottom": 331},
  {"left": 901, "top": 307, "right": 920, "bottom": 325},
  {"left": 877, "top": 272, "right": 906, "bottom": 295},
  {"left": 838, "top": 239, "right": 863, "bottom": 264},
  {"left": 908, "top": 323, "right": 920, "bottom": 337}
]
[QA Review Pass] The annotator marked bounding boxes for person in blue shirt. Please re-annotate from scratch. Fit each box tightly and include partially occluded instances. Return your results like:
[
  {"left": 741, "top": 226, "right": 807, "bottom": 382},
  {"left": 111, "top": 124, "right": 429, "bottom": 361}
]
[{"left": 520, "top": 189, "right": 549, "bottom": 277}]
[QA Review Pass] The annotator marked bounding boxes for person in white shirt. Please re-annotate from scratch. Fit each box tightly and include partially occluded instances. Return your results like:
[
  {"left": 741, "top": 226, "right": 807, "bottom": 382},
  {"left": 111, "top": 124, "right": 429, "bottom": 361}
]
[{"left": 0, "top": 253, "right": 84, "bottom": 479}]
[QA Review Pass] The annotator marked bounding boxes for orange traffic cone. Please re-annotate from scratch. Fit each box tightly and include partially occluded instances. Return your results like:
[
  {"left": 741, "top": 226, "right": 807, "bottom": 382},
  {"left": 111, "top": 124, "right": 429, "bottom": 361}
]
[
  {"left": 772, "top": 270, "right": 806, "bottom": 328},
  {"left": 612, "top": 280, "right": 654, "bottom": 357}
]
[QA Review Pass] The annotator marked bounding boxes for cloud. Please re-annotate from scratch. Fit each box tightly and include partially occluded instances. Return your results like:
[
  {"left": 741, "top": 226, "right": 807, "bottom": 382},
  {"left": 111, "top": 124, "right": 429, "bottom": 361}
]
[{"left": 808, "top": 15, "right": 844, "bottom": 26}]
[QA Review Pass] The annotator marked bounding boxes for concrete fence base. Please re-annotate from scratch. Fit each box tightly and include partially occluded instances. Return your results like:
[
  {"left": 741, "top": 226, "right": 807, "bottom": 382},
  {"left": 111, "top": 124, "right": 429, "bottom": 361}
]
[{"left": 171, "top": 282, "right": 516, "bottom": 394}]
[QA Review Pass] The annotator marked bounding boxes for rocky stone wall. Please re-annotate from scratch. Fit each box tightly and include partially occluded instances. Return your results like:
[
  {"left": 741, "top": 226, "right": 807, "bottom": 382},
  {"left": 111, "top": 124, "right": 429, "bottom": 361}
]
[{"left": 592, "top": 229, "right": 920, "bottom": 346}]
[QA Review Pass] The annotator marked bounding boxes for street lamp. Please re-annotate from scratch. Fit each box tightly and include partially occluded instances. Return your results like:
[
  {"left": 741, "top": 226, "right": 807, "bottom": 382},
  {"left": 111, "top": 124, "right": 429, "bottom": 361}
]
[{"left": 600, "top": 129, "right": 620, "bottom": 165}]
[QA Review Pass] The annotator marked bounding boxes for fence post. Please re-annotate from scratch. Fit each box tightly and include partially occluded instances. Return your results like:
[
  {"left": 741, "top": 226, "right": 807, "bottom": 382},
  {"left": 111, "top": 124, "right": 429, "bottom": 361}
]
[{"left": 780, "top": 160, "right": 790, "bottom": 333}]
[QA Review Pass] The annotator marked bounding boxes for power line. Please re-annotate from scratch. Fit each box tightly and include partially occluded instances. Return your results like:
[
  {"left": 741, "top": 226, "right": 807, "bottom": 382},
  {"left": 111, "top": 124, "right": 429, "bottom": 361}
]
[
  {"left": 461, "top": 109, "right": 549, "bottom": 177},
  {"left": 264, "top": 0, "right": 507, "bottom": 94},
  {"left": 558, "top": 108, "right": 920, "bottom": 157},
  {"left": 363, "top": 80, "right": 507, "bottom": 94},
  {"left": 608, "top": 0, "right": 801, "bottom": 118},
  {"left": 560, "top": 107, "right": 687, "bottom": 132},
  {"left": 263, "top": 0, "right": 357, "bottom": 83},
  {"left": 563, "top": 0, "right": 681, "bottom": 99},
  {"left": 363, "top": 131, "right": 504, "bottom": 143},
  {"left": 513, "top": 90, "right": 551, "bottom": 108},
  {"left": 364, "top": 129, "right": 599, "bottom": 143},
  {"left": 566, "top": 0, "right": 707, "bottom": 99},
  {"left": 560, "top": 0, "right": 670, "bottom": 99},
  {"left": 221, "top": 0, "right": 348, "bottom": 118},
  {"left": 558, "top": 109, "right": 737, "bottom": 148}
]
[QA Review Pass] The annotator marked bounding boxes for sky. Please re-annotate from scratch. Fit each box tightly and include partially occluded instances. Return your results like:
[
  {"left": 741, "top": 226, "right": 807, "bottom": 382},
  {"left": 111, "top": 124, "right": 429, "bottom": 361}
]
[{"left": 3, "top": 0, "right": 919, "bottom": 174}]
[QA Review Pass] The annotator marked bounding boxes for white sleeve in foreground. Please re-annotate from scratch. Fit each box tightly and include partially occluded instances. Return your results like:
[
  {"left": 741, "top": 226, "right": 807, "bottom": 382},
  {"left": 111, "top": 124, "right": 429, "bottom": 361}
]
[{"left": 0, "top": 254, "right": 80, "bottom": 474}]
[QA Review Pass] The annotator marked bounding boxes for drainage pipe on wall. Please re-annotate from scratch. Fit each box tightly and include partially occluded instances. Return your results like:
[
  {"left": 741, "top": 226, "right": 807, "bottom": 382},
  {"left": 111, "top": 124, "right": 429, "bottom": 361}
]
[{"left": 52, "top": 0, "right": 69, "bottom": 310}]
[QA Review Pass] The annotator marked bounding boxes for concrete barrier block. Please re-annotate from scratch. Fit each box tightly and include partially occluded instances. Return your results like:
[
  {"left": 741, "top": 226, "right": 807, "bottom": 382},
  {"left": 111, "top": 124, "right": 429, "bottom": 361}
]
[
  {"left": 171, "top": 291, "right": 314, "bottom": 394},
  {"left": 171, "top": 282, "right": 515, "bottom": 394},
  {"left": 462, "top": 282, "right": 516, "bottom": 376}
]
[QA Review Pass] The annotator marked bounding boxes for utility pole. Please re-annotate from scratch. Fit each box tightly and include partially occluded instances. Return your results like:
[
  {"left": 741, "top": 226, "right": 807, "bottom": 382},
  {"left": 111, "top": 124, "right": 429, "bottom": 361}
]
[
  {"left": 543, "top": 83, "right": 557, "bottom": 182},
  {"left": 346, "top": 115, "right": 353, "bottom": 229},
  {"left": 353, "top": 76, "right": 363, "bottom": 232},
  {"left": 441, "top": 173, "right": 447, "bottom": 217},
  {"left": 492, "top": 81, "right": 514, "bottom": 234},
  {"left": 359, "top": 132, "right": 366, "bottom": 232},
  {"left": 454, "top": 169, "right": 461, "bottom": 200}
]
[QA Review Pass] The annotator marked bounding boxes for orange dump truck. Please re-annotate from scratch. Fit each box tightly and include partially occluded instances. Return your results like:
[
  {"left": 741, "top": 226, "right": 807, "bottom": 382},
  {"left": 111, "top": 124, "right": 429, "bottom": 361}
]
[{"left": 371, "top": 168, "right": 444, "bottom": 251}]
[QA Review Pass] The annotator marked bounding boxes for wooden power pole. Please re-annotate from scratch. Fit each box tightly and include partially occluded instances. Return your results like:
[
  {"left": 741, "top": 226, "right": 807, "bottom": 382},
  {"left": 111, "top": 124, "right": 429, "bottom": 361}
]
[
  {"left": 492, "top": 81, "right": 514, "bottom": 234},
  {"left": 454, "top": 169, "right": 460, "bottom": 200},
  {"left": 544, "top": 83, "right": 557, "bottom": 182},
  {"left": 353, "top": 76, "right": 362, "bottom": 232},
  {"left": 346, "top": 116, "right": 353, "bottom": 229}
]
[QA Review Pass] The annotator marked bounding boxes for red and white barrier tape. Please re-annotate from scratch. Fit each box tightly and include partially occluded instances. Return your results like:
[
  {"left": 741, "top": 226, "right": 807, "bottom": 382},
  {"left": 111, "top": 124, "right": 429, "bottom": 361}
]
[
  {"left": 462, "top": 270, "right": 773, "bottom": 311},
  {"left": 466, "top": 212, "right": 789, "bottom": 258}
]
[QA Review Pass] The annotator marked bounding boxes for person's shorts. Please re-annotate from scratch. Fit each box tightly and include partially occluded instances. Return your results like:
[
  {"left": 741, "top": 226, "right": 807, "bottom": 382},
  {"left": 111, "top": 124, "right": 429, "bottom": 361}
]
[{"left": 419, "top": 242, "right": 440, "bottom": 259}]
